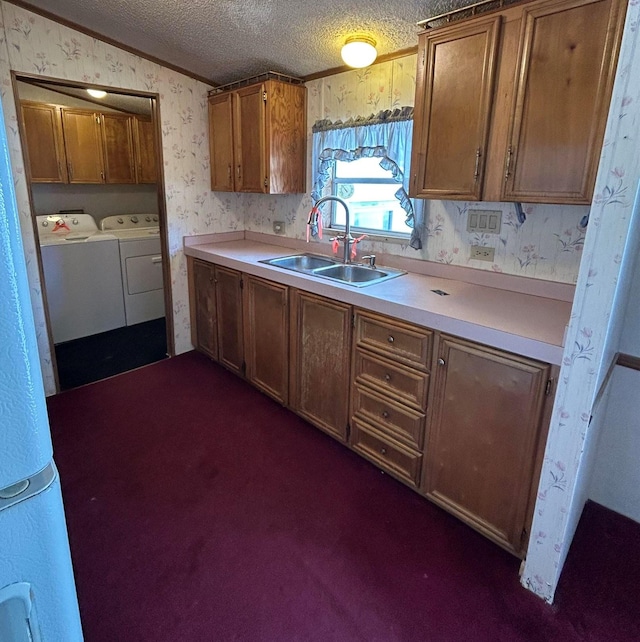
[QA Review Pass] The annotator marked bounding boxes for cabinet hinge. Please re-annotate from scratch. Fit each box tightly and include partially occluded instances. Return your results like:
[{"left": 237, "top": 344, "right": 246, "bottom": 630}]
[
  {"left": 521, "top": 527, "right": 528, "bottom": 544},
  {"left": 241, "top": 361, "right": 246, "bottom": 375},
  {"left": 264, "top": 177, "right": 268, "bottom": 188},
  {"left": 239, "top": 277, "right": 244, "bottom": 290},
  {"left": 351, "top": 313, "right": 355, "bottom": 329},
  {"left": 95, "top": 115, "right": 100, "bottom": 124},
  {"left": 262, "top": 91, "right": 267, "bottom": 102},
  {"left": 346, "top": 422, "right": 351, "bottom": 440},
  {"left": 545, "top": 378, "right": 554, "bottom": 396}
]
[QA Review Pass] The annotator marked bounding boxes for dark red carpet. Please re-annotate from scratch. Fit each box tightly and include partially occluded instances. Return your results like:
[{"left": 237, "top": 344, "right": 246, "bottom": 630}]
[{"left": 47, "top": 351, "right": 640, "bottom": 641}]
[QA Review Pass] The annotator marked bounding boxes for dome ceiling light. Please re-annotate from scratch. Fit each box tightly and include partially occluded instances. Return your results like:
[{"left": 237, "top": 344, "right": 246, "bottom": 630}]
[{"left": 341, "top": 35, "right": 378, "bottom": 69}]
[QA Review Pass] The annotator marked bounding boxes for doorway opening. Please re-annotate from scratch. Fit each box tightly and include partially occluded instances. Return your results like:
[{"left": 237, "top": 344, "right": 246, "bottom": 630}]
[{"left": 14, "top": 74, "right": 173, "bottom": 392}]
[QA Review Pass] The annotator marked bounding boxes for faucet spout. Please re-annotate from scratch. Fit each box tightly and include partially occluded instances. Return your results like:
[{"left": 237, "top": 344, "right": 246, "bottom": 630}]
[{"left": 314, "top": 196, "right": 352, "bottom": 264}]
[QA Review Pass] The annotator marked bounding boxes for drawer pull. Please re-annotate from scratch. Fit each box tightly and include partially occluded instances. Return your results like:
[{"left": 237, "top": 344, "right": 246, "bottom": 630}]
[
  {"left": 380, "top": 447, "right": 387, "bottom": 455},
  {"left": 438, "top": 358, "right": 446, "bottom": 366},
  {"left": 387, "top": 335, "right": 395, "bottom": 343},
  {"left": 384, "top": 373, "right": 392, "bottom": 382},
  {"left": 381, "top": 410, "right": 390, "bottom": 419}
]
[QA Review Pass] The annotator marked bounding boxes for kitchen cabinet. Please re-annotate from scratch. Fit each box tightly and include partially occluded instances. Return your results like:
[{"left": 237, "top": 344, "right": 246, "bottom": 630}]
[
  {"left": 424, "top": 335, "right": 551, "bottom": 556},
  {"left": 350, "top": 311, "right": 433, "bottom": 487},
  {"left": 411, "top": 16, "right": 501, "bottom": 200},
  {"left": 188, "top": 258, "right": 217, "bottom": 360},
  {"left": 208, "top": 76, "right": 307, "bottom": 194},
  {"left": 61, "top": 108, "right": 105, "bottom": 184},
  {"left": 243, "top": 275, "right": 289, "bottom": 404},
  {"left": 289, "top": 290, "right": 352, "bottom": 441},
  {"left": 410, "top": 0, "right": 625, "bottom": 205},
  {"left": 133, "top": 115, "right": 158, "bottom": 184},
  {"left": 214, "top": 266, "right": 244, "bottom": 376},
  {"left": 20, "top": 101, "right": 68, "bottom": 183},
  {"left": 187, "top": 259, "right": 556, "bottom": 557},
  {"left": 101, "top": 112, "right": 136, "bottom": 184},
  {"left": 21, "top": 101, "right": 157, "bottom": 185}
]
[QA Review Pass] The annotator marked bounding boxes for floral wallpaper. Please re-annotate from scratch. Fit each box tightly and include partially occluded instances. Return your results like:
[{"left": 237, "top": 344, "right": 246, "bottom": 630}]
[
  {"left": 0, "top": 2, "right": 244, "bottom": 395},
  {"left": 243, "top": 55, "right": 589, "bottom": 284},
  {"left": 521, "top": 0, "right": 640, "bottom": 602}
]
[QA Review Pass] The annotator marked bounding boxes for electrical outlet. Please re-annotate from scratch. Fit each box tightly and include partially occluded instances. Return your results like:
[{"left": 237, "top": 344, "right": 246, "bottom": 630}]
[
  {"left": 273, "top": 221, "right": 285, "bottom": 235},
  {"left": 470, "top": 245, "right": 495, "bottom": 262}
]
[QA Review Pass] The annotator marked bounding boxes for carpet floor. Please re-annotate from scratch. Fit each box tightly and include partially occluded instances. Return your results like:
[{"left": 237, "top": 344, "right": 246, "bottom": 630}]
[{"left": 47, "top": 351, "right": 640, "bottom": 641}]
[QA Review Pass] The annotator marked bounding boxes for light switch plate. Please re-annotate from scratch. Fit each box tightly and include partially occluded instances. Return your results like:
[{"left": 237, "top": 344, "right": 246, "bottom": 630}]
[
  {"left": 273, "top": 221, "right": 285, "bottom": 235},
  {"left": 470, "top": 245, "right": 495, "bottom": 262},
  {"left": 467, "top": 209, "right": 502, "bottom": 235}
]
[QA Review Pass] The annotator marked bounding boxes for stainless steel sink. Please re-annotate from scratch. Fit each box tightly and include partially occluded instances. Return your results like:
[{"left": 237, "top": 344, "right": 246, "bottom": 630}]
[
  {"left": 264, "top": 253, "right": 337, "bottom": 271},
  {"left": 261, "top": 253, "right": 405, "bottom": 287}
]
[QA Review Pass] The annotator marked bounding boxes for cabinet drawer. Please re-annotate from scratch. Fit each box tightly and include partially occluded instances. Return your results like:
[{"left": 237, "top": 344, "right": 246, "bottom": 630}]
[
  {"left": 351, "top": 418, "right": 422, "bottom": 487},
  {"left": 355, "top": 311, "right": 432, "bottom": 370},
  {"left": 354, "top": 349, "right": 429, "bottom": 410},
  {"left": 353, "top": 383, "right": 425, "bottom": 449}
]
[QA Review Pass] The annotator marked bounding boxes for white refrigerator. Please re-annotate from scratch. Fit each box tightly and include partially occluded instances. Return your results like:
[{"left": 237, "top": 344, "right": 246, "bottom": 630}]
[{"left": 0, "top": 100, "right": 83, "bottom": 640}]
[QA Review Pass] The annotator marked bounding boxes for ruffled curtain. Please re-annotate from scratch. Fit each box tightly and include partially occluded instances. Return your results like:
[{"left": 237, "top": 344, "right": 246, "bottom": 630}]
[{"left": 311, "top": 107, "right": 424, "bottom": 249}]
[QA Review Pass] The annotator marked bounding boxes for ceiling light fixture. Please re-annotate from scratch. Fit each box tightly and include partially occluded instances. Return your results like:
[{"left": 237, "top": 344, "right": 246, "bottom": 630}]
[
  {"left": 341, "top": 35, "right": 377, "bottom": 69},
  {"left": 87, "top": 89, "right": 107, "bottom": 99}
]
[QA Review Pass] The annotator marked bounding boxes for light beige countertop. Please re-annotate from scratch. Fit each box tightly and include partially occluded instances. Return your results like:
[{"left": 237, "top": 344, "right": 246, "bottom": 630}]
[{"left": 184, "top": 236, "right": 572, "bottom": 365}]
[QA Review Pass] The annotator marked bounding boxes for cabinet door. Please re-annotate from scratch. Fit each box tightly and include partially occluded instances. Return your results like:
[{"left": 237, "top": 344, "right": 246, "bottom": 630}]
[
  {"left": 189, "top": 258, "right": 218, "bottom": 360},
  {"left": 61, "top": 109, "right": 104, "bottom": 183},
  {"left": 101, "top": 113, "right": 136, "bottom": 183},
  {"left": 209, "top": 93, "right": 235, "bottom": 191},
  {"left": 265, "top": 80, "right": 307, "bottom": 194},
  {"left": 244, "top": 276, "right": 288, "bottom": 404},
  {"left": 133, "top": 116, "right": 157, "bottom": 184},
  {"left": 214, "top": 266, "right": 244, "bottom": 376},
  {"left": 424, "top": 335, "right": 550, "bottom": 556},
  {"left": 20, "top": 102, "right": 68, "bottom": 183},
  {"left": 503, "top": 0, "right": 625, "bottom": 204},
  {"left": 234, "top": 84, "right": 266, "bottom": 193},
  {"left": 411, "top": 17, "right": 501, "bottom": 200},
  {"left": 290, "top": 291, "right": 351, "bottom": 441}
]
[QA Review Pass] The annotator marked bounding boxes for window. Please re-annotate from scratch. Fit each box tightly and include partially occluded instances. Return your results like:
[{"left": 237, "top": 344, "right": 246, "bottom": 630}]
[{"left": 330, "top": 157, "right": 411, "bottom": 236}]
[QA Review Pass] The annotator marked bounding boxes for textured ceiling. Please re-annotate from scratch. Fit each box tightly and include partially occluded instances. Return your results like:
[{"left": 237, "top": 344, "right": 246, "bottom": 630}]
[{"left": 19, "top": 0, "right": 472, "bottom": 85}]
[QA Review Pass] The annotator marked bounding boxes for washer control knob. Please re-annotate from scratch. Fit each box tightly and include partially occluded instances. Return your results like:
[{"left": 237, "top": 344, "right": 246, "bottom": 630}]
[
  {"left": 117, "top": 217, "right": 124, "bottom": 224},
  {"left": 145, "top": 216, "right": 152, "bottom": 222},
  {"left": 131, "top": 216, "right": 139, "bottom": 224},
  {"left": 72, "top": 218, "right": 78, "bottom": 225},
  {"left": 153, "top": 216, "right": 158, "bottom": 222},
  {"left": 42, "top": 220, "right": 49, "bottom": 227}
]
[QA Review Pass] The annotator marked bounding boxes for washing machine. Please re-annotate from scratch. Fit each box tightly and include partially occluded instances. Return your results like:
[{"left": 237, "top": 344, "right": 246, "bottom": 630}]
[
  {"left": 36, "top": 214, "right": 126, "bottom": 344},
  {"left": 100, "top": 214, "right": 165, "bottom": 326}
]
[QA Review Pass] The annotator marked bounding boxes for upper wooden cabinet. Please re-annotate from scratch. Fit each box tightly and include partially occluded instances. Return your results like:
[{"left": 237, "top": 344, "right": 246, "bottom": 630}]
[
  {"left": 101, "top": 113, "right": 136, "bottom": 184},
  {"left": 20, "top": 102, "right": 68, "bottom": 183},
  {"left": 21, "top": 101, "right": 157, "bottom": 185},
  {"left": 410, "top": 0, "right": 626, "bottom": 205},
  {"left": 208, "top": 77, "right": 307, "bottom": 194},
  {"left": 411, "top": 17, "right": 501, "bottom": 200},
  {"left": 132, "top": 115, "right": 158, "bottom": 184},
  {"left": 61, "top": 109, "right": 105, "bottom": 184}
]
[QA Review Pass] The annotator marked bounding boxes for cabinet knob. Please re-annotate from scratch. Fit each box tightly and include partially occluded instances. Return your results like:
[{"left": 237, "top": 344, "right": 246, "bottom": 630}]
[
  {"left": 438, "top": 358, "right": 446, "bottom": 366},
  {"left": 387, "top": 335, "right": 395, "bottom": 343},
  {"left": 384, "top": 373, "right": 391, "bottom": 382},
  {"left": 380, "top": 447, "right": 387, "bottom": 455},
  {"left": 382, "top": 410, "right": 390, "bottom": 419}
]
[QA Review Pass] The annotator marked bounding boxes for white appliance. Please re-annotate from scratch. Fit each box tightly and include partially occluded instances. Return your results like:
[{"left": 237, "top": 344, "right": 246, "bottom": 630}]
[
  {"left": 100, "top": 214, "right": 165, "bottom": 326},
  {"left": 37, "top": 213, "right": 126, "bottom": 344},
  {"left": 0, "top": 100, "right": 83, "bottom": 640}
]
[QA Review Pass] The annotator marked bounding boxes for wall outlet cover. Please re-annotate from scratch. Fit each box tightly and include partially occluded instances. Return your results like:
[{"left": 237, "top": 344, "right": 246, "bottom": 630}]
[
  {"left": 470, "top": 245, "right": 495, "bottom": 262},
  {"left": 273, "top": 221, "right": 285, "bottom": 235}
]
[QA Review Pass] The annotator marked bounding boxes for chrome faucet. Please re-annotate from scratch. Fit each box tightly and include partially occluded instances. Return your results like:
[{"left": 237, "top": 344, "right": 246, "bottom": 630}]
[{"left": 314, "top": 195, "right": 353, "bottom": 264}]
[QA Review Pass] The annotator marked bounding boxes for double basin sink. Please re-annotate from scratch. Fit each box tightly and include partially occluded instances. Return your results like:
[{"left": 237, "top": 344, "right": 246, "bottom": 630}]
[{"left": 260, "top": 253, "right": 406, "bottom": 287}]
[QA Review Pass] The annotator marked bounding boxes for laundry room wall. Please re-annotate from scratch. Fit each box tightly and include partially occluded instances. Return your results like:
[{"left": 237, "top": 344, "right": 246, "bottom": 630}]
[{"left": 0, "top": 1, "right": 245, "bottom": 394}]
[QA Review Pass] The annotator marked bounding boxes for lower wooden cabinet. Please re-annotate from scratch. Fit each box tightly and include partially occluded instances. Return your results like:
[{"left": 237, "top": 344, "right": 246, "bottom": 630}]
[
  {"left": 214, "top": 266, "right": 244, "bottom": 376},
  {"left": 289, "top": 290, "right": 352, "bottom": 441},
  {"left": 188, "top": 258, "right": 217, "bottom": 360},
  {"left": 188, "top": 261, "right": 554, "bottom": 557},
  {"left": 244, "top": 275, "right": 289, "bottom": 404},
  {"left": 424, "top": 334, "right": 551, "bottom": 556}
]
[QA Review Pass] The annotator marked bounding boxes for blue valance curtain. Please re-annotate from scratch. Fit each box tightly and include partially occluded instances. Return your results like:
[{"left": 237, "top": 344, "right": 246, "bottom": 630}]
[{"left": 311, "top": 107, "right": 424, "bottom": 249}]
